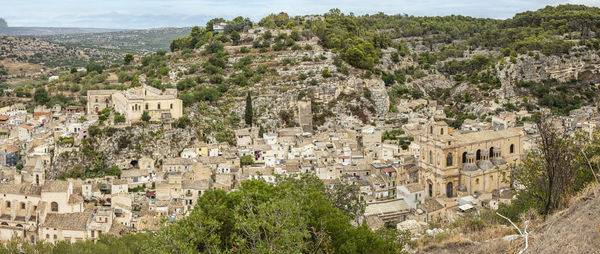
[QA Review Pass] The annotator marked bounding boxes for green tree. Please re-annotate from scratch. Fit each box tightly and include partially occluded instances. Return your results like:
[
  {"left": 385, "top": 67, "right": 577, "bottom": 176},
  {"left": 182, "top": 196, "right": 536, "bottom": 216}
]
[
  {"left": 114, "top": 112, "right": 126, "bottom": 124},
  {"left": 123, "top": 54, "right": 134, "bottom": 65},
  {"left": 204, "top": 40, "right": 224, "bottom": 54},
  {"left": 327, "top": 181, "right": 366, "bottom": 222},
  {"left": 173, "top": 116, "right": 191, "bottom": 129},
  {"left": 321, "top": 67, "right": 332, "bottom": 78},
  {"left": 106, "top": 166, "right": 122, "bottom": 177},
  {"left": 230, "top": 31, "right": 241, "bottom": 45},
  {"left": 33, "top": 87, "right": 49, "bottom": 105},
  {"left": 86, "top": 62, "right": 104, "bottom": 74},
  {"left": 244, "top": 92, "right": 253, "bottom": 126},
  {"left": 259, "top": 125, "right": 265, "bottom": 138},
  {"left": 240, "top": 155, "right": 254, "bottom": 166},
  {"left": 290, "top": 28, "right": 301, "bottom": 41},
  {"left": 141, "top": 111, "right": 151, "bottom": 122}
]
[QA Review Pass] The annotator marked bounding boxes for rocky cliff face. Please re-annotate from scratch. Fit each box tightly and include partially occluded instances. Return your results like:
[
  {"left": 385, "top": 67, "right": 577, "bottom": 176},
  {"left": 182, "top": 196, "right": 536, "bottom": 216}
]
[
  {"left": 52, "top": 125, "right": 196, "bottom": 174},
  {"left": 498, "top": 50, "right": 600, "bottom": 98}
]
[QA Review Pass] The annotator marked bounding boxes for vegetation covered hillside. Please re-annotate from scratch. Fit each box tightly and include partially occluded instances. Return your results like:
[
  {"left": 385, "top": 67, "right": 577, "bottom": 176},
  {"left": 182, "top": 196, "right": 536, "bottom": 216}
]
[{"left": 1, "top": 5, "right": 600, "bottom": 253}]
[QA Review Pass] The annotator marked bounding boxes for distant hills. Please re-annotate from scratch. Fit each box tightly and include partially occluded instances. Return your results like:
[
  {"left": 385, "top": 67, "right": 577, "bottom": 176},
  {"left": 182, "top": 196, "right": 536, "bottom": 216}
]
[
  {"left": 0, "top": 27, "right": 124, "bottom": 36},
  {"left": 40, "top": 27, "right": 192, "bottom": 55},
  {"left": 0, "top": 25, "right": 190, "bottom": 55}
]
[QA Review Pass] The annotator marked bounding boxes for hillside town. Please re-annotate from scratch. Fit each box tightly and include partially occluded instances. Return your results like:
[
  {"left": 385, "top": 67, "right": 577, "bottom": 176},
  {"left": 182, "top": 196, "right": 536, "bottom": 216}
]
[
  {"left": 0, "top": 78, "right": 596, "bottom": 244},
  {"left": 0, "top": 3, "right": 599, "bottom": 252}
]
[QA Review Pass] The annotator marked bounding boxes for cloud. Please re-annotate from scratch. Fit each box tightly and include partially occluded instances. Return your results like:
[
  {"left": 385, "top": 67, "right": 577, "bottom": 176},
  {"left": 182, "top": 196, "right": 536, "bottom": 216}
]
[{"left": 0, "top": 0, "right": 598, "bottom": 28}]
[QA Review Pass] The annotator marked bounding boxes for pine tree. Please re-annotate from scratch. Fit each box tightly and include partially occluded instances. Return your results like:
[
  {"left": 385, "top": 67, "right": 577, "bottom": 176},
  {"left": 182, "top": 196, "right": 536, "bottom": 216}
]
[{"left": 244, "top": 92, "right": 253, "bottom": 126}]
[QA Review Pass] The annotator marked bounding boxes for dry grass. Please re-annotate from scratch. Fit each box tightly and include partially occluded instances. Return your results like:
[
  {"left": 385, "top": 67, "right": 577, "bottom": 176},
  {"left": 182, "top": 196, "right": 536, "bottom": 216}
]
[
  {"left": 0, "top": 59, "right": 44, "bottom": 74},
  {"left": 415, "top": 220, "right": 515, "bottom": 254},
  {"left": 415, "top": 184, "right": 600, "bottom": 254},
  {"left": 520, "top": 183, "right": 600, "bottom": 254}
]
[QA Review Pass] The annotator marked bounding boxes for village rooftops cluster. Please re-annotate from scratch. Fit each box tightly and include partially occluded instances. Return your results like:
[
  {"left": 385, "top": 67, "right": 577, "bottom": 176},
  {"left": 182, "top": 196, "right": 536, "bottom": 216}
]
[{"left": 0, "top": 84, "right": 599, "bottom": 243}]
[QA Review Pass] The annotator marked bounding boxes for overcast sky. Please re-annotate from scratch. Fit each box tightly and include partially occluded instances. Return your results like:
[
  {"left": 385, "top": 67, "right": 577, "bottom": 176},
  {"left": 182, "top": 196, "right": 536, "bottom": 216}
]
[{"left": 1, "top": 0, "right": 599, "bottom": 29}]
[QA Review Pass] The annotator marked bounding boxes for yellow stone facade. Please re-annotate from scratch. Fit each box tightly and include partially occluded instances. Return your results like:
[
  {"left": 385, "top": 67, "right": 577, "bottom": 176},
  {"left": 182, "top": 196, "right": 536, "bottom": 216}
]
[
  {"left": 416, "top": 121, "right": 523, "bottom": 198},
  {"left": 87, "top": 85, "right": 183, "bottom": 123}
]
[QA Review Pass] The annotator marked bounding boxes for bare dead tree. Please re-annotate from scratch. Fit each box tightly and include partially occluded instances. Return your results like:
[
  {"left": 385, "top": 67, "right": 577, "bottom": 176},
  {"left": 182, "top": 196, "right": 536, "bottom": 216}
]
[
  {"left": 497, "top": 212, "right": 530, "bottom": 254},
  {"left": 579, "top": 147, "right": 599, "bottom": 198}
]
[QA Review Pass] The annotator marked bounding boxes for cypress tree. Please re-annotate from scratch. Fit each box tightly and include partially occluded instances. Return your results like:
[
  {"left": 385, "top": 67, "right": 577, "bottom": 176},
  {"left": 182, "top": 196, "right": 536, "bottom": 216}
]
[{"left": 244, "top": 92, "right": 252, "bottom": 125}]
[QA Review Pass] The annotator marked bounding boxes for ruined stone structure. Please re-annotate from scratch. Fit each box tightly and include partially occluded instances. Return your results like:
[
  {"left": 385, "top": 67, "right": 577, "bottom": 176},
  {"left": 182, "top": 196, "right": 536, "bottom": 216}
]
[
  {"left": 416, "top": 121, "right": 523, "bottom": 198},
  {"left": 87, "top": 85, "right": 183, "bottom": 123},
  {"left": 297, "top": 99, "right": 313, "bottom": 133}
]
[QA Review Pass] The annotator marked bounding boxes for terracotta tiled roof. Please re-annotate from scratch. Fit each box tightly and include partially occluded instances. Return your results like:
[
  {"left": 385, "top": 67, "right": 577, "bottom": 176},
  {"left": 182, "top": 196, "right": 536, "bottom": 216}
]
[
  {"left": 41, "top": 212, "right": 90, "bottom": 231},
  {"left": 0, "top": 183, "right": 42, "bottom": 196},
  {"left": 421, "top": 198, "right": 444, "bottom": 213},
  {"left": 42, "top": 181, "right": 69, "bottom": 193},
  {"left": 2, "top": 145, "right": 18, "bottom": 153},
  {"left": 33, "top": 112, "right": 51, "bottom": 117},
  {"left": 383, "top": 167, "right": 396, "bottom": 173},
  {"left": 19, "top": 124, "right": 34, "bottom": 130}
]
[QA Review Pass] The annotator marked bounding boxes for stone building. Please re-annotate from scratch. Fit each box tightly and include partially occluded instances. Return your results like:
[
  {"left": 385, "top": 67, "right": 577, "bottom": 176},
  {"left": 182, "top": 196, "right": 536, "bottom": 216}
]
[
  {"left": 297, "top": 99, "right": 313, "bottom": 133},
  {"left": 0, "top": 180, "right": 84, "bottom": 243},
  {"left": 87, "top": 85, "right": 183, "bottom": 123},
  {"left": 416, "top": 121, "right": 523, "bottom": 199}
]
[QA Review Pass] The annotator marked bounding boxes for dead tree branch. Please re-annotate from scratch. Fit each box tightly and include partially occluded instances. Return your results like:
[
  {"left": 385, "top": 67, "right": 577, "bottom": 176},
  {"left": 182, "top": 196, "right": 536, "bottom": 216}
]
[{"left": 496, "top": 212, "right": 530, "bottom": 254}]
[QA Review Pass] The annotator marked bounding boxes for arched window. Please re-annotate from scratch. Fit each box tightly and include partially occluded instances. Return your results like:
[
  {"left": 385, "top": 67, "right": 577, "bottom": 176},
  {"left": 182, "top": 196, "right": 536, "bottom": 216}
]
[
  {"left": 446, "top": 182, "right": 453, "bottom": 198},
  {"left": 476, "top": 149, "right": 481, "bottom": 160},
  {"left": 446, "top": 153, "right": 453, "bottom": 167},
  {"left": 510, "top": 144, "right": 514, "bottom": 153},
  {"left": 440, "top": 128, "right": 444, "bottom": 135},
  {"left": 462, "top": 152, "right": 467, "bottom": 163},
  {"left": 157, "top": 103, "right": 161, "bottom": 110},
  {"left": 5, "top": 201, "right": 10, "bottom": 208},
  {"left": 95, "top": 98, "right": 98, "bottom": 103},
  {"left": 0, "top": 222, "right": 7, "bottom": 226},
  {"left": 489, "top": 147, "right": 494, "bottom": 158},
  {"left": 15, "top": 224, "right": 22, "bottom": 228},
  {"left": 475, "top": 178, "right": 480, "bottom": 185},
  {"left": 51, "top": 202, "right": 58, "bottom": 212},
  {"left": 145, "top": 104, "right": 149, "bottom": 110},
  {"left": 170, "top": 103, "right": 173, "bottom": 109},
  {"left": 428, "top": 182, "right": 433, "bottom": 197},
  {"left": 429, "top": 150, "right": 433, "bottom": 164}
]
